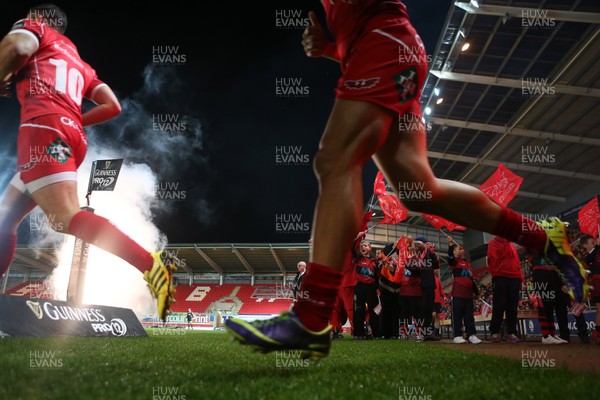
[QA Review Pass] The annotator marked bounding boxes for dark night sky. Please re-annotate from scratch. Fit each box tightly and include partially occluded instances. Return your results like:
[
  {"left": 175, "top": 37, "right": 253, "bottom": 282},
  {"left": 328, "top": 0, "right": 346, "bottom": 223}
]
[{"left": 0, "top": 1, "right": 451, "bottom": 244}]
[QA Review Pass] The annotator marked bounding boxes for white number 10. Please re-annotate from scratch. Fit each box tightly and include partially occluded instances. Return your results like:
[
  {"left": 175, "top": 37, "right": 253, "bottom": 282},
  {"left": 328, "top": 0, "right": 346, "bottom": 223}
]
[{"left": 48, "top": 58, "right": 84, "bottom": 105}]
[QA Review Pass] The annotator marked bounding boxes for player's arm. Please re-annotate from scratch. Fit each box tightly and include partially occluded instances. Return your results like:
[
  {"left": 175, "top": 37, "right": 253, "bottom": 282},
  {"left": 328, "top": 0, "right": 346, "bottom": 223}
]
[
  {"left": 0, "top": 32, "right": 38, "bottom": 96},
  {"left": 82, "top": 85, "right": 122, "bottom": 127},
  {"left": 302, "top": 11, "right": 339, "bottom": 62}
]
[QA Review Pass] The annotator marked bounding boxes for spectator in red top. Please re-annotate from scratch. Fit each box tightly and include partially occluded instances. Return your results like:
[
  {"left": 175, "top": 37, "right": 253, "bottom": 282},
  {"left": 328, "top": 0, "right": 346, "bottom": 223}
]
[
  {"left": 352, "top": 232, "right": 380, "bottom": 339},
  {"left": 487, "top": 236, "right": 524, "bottom": 343},
  {"left": 447, "top": 236, "right": 481, "bottom": 344},
  {"left": 581, "top": 234, "right": 600, "bottom": 344},
  {"left": 331, "top": 212, "right": 371, "bottom": 339},
  {"left": 377, "top": 242, "right": 402, "bottom": 339},
  {"left": 399, "top": 240, "right": 426, "bottom": 339},
  {"left": 415, "top": 236, "right": 440, "bottom": 340}
]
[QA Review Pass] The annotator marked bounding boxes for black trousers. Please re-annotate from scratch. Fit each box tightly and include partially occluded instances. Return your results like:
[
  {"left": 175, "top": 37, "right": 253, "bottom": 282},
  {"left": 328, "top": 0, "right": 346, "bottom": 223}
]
[
  {"left": 489, "top": 276, "right": 521, "bottom": 335},
  {"left": 556, "top": 290, "right": 588, "bottom": 341},
  {"left": 533, "top": 268, "right": 568, "bottom": 338},
  {"left": 452, "top": 296, "right": 476, "bottom": 337},
  {"left": 354, "top": 282, "right": 380, "bottom": 338},
  {"left": 399, "top": 295, "right": 424, "bottom": 335},
  {"left": 421, "top": 287, "right": 435, "bottom": 334},
  {"left": 379, "top": 288, "right": 400, "bottom": 338}
]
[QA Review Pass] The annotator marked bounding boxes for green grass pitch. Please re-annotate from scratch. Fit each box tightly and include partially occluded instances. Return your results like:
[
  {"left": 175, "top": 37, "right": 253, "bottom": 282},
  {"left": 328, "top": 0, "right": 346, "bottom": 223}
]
[{"left": 0, "top": 329, "right": 597, "bottom": 400}]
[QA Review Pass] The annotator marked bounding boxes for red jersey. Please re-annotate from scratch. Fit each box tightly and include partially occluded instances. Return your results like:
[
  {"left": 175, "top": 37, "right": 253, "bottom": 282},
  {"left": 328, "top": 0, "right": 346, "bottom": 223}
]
[
  {"left": 10, "top": 19, "right": 105, "bottom": 125},
  {"left": 449, "top": 259, "right": 474, "bottom": 298},
  {"left": 322, "top": 0, "right": 410, "bottom": 63},
  {"left": 355, "top": 255, "right": 377, "bottom": 285},
  {"left": 486, "top": 237, "right": 523, "bottom": 280}
]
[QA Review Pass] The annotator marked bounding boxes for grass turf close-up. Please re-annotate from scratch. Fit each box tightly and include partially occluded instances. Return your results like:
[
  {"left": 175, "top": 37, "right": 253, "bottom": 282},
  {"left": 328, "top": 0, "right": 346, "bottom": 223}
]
[{"left": 0, "top": 329, "right": 598, "bottom": 400}]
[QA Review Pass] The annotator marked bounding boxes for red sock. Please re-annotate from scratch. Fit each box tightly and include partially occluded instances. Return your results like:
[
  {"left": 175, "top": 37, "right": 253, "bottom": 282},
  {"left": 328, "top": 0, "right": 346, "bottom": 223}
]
[
  {"left": 492, "top": 207, "right": 547, "bottom": 253},
  {"left": 68, "top": 210, "right": 154, "bottom": 273},
  {"left": 293, "top": 262, "right": 343, "bottom": 332},
  {"left": 0, "top": 232, "right": 17, "bottom": 277}
]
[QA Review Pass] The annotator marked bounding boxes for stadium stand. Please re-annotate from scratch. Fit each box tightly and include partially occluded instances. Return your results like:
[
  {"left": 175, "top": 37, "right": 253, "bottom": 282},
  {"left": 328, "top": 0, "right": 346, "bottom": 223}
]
[
  {"left": 170, "top": 283, "right": 293, "bottom": 315},
  {"left": 5, "top": 281, "right": 294, "bottom": 316}
]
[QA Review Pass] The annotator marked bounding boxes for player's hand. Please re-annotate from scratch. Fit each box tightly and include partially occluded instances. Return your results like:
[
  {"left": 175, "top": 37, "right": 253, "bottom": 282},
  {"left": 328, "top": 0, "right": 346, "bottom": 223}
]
[
  {"left": 302, "top": 11, "right": 332, "bottom": 58},
  {"left": 0, "top": 74, "right": 13, "bottom": 98}
]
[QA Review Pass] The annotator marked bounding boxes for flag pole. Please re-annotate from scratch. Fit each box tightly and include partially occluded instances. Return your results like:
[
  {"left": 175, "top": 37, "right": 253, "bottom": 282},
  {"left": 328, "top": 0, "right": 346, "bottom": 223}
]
[{"left": 439, "top": 228, "right": 457, "bottom": 245}]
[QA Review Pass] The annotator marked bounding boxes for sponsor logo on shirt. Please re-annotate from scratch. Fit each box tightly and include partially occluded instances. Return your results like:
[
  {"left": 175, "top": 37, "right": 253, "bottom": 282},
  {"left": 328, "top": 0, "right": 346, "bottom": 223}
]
[
  {"left": 343, "top": 77, "right": 381, "bottom": 90},
  {"left": 60, "top": 116, "right": 81, "bottom": 132}
]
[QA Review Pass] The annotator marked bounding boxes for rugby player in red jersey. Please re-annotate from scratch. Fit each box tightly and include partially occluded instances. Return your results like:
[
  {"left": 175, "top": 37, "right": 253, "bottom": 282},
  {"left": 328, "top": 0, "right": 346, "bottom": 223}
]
[
  {"left": 0, "top": 4, "right": 175, "bottom": 320},
  {"left": 226, "top": 0, "right": 588, "bottom": 358}
]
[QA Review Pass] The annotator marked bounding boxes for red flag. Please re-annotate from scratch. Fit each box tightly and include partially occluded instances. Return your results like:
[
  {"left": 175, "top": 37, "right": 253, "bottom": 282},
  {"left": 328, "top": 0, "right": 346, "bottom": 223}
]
[
  {"left": 578, "top": 196, "right": 600, "bottom": 237},
  {"left": 420, "top": 213, "right": 466, "bottom": 231},
  {"left": 479, "top": 164, "right": 523, "bottom": 207},
  {"left": 396, "top": 235, "right": 409, "bottom": 271},
  {"left": 397, "top": 235, "right": 408, "bottom": 252},
  {"left": 377, "top": 194, "right": 408, "bottom": 225},
  {"left": 373, "top": 171, "right": 387, "bottom": 195}
]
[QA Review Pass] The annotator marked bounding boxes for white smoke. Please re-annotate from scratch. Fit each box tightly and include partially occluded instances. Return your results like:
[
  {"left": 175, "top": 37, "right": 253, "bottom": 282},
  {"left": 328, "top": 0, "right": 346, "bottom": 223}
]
[
  {"left": 47, "top": 150, "right": 162, "bottom": 317},
  {"left": 33, "top": 64, "right": 209, "bottom": 318}
]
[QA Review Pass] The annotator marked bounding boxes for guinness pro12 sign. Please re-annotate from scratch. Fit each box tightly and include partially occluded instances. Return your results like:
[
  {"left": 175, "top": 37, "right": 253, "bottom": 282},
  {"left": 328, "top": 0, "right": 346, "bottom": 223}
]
[{"left": 88, "top": 159, "right": 123, "bottom": 192}]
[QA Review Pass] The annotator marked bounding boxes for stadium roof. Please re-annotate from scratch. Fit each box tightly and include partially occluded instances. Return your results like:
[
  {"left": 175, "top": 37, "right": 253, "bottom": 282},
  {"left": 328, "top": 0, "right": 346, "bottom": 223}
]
[
  {"left": 411, "top": 0, "right": 600, "bottom": 226},
  {"left": 8, "top": 244, "right": 313, "bottom": 278},
  {"left": 174, "top": 243, "right": 310, "bottom": 276}
]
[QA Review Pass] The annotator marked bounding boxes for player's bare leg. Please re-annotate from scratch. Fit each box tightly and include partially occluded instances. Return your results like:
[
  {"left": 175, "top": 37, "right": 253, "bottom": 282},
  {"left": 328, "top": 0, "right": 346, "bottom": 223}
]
[
  {"left": 30, "top": 180, "right": 176, "bottom": 320},
  {"left": 225, "top": 99, "right": 394, "bottom": 358},
  {"left": 29, "top": 181, "right": 81, "bottom": 233},
  {"left": 310, "top": 99, "right": 393, "bottom": 270},
  {"left": 0, "top": 183, "right": 37, "bottom": 276},
  {"left": 373, "top": 116, "right": 588, "bottom": 304},
  {"left": 372, "top": 116, "right": 503, "bottom": 231}
]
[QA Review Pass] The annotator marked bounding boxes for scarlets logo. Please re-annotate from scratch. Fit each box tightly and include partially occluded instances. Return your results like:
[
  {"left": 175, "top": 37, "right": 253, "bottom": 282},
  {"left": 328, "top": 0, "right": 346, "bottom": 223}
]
[{"left": 343, "top": 77, "right": 380, "bottom": 90}]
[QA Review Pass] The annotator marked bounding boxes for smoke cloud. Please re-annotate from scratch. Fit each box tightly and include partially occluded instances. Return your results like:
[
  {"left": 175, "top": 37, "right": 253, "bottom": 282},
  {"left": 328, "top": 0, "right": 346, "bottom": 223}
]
[{"left": 4, "top": 64, "right": 210, "bottom": 317}]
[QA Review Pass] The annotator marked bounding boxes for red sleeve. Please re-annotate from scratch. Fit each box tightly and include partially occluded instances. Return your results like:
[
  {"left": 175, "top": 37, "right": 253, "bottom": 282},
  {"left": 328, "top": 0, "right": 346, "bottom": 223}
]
[
  {"left": 352, "top": 211, "right": 372, "bottom": 256},
  {"left": 353, "top": 231, "right": 366, "bottom": 253},
  {"left": 359, "top": 210, "right": 372, "bottom": 232},
  {"left": 9, "top": 19, "right": 43, "bottom": 42},
  {"left": 7, "top": 20, "right": 43, "bottom": 74},
  {"left": 84, "top": 76, "right": 107, "bottom": 100}
]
